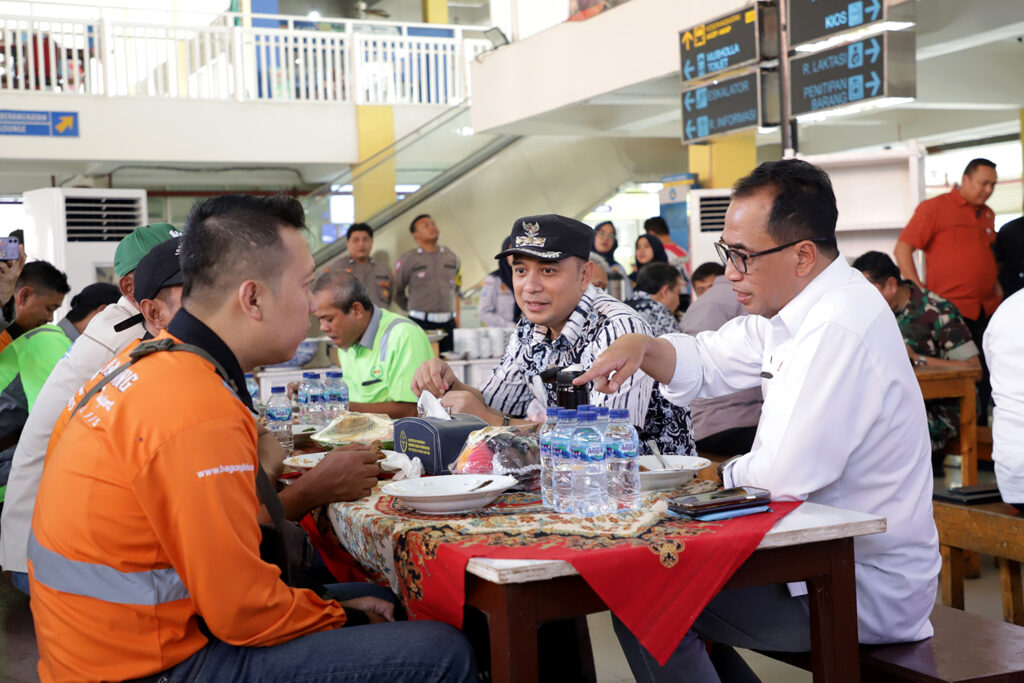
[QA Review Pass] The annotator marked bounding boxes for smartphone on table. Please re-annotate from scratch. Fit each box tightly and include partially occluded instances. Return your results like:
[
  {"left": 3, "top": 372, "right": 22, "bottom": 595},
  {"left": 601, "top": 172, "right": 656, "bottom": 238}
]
[{"left": 668, "top": 486, "right": 771, "bottom": 515}]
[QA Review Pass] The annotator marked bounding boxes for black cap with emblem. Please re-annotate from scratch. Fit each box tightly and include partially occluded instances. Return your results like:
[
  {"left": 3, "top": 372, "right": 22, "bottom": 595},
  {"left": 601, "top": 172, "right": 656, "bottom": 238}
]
[
  {"left": 114, "top": 237, "right": 184, "bottom": 332},
  {"left": 495, "top": 214, "right": 594, "bottom": 262}
]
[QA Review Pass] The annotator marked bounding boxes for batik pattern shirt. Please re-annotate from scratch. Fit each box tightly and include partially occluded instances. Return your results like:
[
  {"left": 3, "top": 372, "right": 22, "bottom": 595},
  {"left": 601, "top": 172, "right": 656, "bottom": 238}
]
[
  {"left": 626, "top": 291, "right": 679, "bottom": 337},
  {"left": 897, "top": 283, "right": 979, "bottom": 451},
  {"left": 479, "top": 286, "right": 696, "bottom": 456}
]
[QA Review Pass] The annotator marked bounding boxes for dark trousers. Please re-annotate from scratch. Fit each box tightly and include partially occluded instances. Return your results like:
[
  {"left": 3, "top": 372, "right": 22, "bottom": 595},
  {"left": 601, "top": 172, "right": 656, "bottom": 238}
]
[
  {"left": 410, "top": 316, "right": 456, "bottom": 353},
  {"left": 695, "top": 426, "right": 758, "bottom": 457},
  {"left": 963, "top": 312, "right": 991, "bottom": 426}
]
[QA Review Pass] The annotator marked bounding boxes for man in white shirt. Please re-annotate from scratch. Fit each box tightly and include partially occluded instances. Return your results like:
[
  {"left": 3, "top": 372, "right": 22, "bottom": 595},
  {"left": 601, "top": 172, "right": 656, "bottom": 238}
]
[
  {"left": 984, "top": 288, "right": 1024, "bottom": 512},
  {"left": 578, "top": 159, "right": 939, "bottom": 681}
]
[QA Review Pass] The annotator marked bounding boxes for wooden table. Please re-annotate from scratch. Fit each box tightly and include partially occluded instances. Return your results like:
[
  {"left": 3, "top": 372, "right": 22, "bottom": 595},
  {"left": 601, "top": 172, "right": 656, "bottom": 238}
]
[
  {"left": 464, "top": 502, "right": 885, "bottom": 683},
  {"left": 915, "top": 365, "right": 983, "bottom": 486}
]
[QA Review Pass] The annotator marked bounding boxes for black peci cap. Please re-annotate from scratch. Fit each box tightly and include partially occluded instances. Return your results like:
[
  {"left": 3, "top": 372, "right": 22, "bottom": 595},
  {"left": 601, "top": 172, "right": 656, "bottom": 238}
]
[
  {"left": 496, "top": 214, "right": 594, "bottom": 263},
  {"left": 134, "top": 238, "right": 184, "bottom": 303}
]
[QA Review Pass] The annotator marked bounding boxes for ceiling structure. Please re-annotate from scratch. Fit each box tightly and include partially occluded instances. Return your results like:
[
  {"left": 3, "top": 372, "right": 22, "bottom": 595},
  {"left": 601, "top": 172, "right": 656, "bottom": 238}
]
[{"left": 477, "top": 0, "right": 1024, "bottom": 157}]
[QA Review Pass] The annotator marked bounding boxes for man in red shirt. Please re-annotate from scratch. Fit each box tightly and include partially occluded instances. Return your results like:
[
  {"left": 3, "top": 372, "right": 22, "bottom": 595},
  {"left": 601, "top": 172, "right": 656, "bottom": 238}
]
[{"left": 895, "top": 157, "right": 1000, "bottom": 423}]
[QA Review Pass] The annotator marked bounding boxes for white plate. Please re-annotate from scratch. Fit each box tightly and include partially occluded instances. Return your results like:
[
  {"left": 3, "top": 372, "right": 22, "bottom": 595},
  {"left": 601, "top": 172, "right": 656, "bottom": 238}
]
[
  {"left": 637, "top": 455, "right": 711, "bottom": 491},
  {"left": 381, "top": 474, "right": 517, "bottom": 514},
  {"left": 283, "top": 451, "right": 330, "bottom": 471}
]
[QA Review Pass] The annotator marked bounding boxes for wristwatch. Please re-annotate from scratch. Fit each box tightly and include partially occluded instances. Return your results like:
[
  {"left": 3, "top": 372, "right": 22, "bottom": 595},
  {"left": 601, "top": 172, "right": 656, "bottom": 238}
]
[{"left": 913, "top": 355, "right": 928, "bottom": 367}]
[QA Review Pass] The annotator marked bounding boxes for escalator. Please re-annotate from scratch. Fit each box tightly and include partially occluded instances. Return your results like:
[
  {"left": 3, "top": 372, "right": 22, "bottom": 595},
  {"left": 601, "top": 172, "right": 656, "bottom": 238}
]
[{"left": 304, "top": 102, "right": 689, "bottom": 289}]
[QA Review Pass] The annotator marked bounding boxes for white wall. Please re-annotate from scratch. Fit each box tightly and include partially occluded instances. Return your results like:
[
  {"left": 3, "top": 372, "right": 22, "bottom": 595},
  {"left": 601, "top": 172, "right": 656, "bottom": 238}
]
[
  {"left": 470, "top": 0, "right": 748, "bottom": 134},
  {"left": 0, "top": 93, "right": 359, "bottom": 165}
]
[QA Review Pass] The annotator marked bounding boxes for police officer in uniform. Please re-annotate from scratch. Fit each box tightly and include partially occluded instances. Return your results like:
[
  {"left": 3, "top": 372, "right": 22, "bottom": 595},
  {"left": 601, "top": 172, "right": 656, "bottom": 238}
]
[
  {"left": 394, "top": 214, "right": 460, "bottom": 352},
  {"left": 341, "top": 223, "right": 392, "bottom": 309}
]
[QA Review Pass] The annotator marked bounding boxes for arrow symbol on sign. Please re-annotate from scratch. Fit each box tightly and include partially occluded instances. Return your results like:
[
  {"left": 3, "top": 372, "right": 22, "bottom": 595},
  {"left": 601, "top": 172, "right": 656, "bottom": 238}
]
[
  {"left": 866, "top": 71, "right": 881, "bottom": 96},
  {"left": 684, "top": 91, "right": 694, "bottom": 112},
  {"left": 683, "top": 59, "right": 695, "bottom": 81},
  {"left": 55, "top": 116, "right": 74, "bottom": 133},
  {"left": 865, "top": 0, "right": 881, "bottom": 21},
  {"left": 865, "top": 37, "right": 881, "bottom": 63},
  {"left": 685, "top": 119, "right": 696, "bottom": 139},
  {"left": 681, "top": 31, "right": 694, "bottom": 50}
]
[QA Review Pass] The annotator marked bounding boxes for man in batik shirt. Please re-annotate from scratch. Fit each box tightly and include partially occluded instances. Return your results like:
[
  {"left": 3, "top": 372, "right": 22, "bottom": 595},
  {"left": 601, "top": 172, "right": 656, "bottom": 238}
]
[{"left": 853, "top": 252, "right": 980, "bottom": 452}]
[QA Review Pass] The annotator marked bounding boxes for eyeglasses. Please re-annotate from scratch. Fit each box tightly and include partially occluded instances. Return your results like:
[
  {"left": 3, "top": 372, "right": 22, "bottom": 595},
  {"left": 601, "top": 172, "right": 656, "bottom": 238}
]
[{"left": 714, "top": 237, "right": 830, "bottom": 274}]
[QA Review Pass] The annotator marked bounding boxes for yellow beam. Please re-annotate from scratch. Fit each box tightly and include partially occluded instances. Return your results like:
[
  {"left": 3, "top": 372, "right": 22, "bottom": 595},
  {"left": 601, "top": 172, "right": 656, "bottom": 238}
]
[
  {"left": 353, "top": 105, "right": 396, "bottom": 222},
  {"left": 422, "top": 0, "right": 449, "bottom": 24},
  {"left": 687, "top": 131, "right": 757, "bottom": 189}
]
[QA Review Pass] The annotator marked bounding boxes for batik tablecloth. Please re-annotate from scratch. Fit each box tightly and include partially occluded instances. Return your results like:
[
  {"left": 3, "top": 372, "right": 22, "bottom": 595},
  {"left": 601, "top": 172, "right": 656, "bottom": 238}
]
[{"left": 320, "top": 481, "right": 798, "bottom": 664}]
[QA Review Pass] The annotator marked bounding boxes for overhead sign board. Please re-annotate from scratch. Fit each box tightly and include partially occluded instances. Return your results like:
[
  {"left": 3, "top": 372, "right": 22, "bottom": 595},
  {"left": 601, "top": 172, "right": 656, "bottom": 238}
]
[
  {"left": 0, "top": 110, "right": 79, "bottom": 137},
  {"left": 789, "top": 0, "right": 914, "bottom": 47},
  {"left": 679, "top": 7, "right": 769, "bottom": 85},
  {"left": 681, "top": 70, "right": 779, "bottom": 143},
  {"left": 789, "top": 31, "right": 915, "bottom": 117}
]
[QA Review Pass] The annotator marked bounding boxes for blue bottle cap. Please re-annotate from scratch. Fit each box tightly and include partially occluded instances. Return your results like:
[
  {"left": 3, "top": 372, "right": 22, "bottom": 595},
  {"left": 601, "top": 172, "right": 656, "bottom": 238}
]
[
  {"left": 244, "top": 373, "right": 254, "bottom": 379},
  {"left": 546, "top": 407, "right": 560, "bottom": 417},
  {"left": 578, "top": 412, "right": 597, "bottom": 423},
  {"left": 610, "top": 409, "right": 630, "bottom": 420},
  {"left": 271, "top": 386, "right": 286, "bottom": 394},
  {"left": 302, "top": 371, "right": 317, "bottom": 379},
  {"left": 559, "top": 409, "right": 577, "bottom": 420},
  {"left": 577, "top": 405, "right": 596, "bottom": 412},
  {"left": 596, "top": 406, "right": 610, "bottom": 417}
]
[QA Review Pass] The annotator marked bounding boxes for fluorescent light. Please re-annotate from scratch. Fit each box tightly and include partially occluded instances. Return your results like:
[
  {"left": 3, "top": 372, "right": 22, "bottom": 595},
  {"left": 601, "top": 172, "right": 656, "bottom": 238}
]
[
  {"left": 330, "top": 184, "right": 354, "bottom": 193},
  {"left": 307, "top": 10, "right": 321, "bottom": 20},
  {"left": 454, "top": 126, "right": 475, "bottom": 136},
  {"left": 395, "top": 184, "right": 421, "bottom": 193},
  {"left": 639, "top": 183, "right": 664, "bottom": 193},
  {"left": 793, "top": 21, "right": 915, "bottom": 54}
]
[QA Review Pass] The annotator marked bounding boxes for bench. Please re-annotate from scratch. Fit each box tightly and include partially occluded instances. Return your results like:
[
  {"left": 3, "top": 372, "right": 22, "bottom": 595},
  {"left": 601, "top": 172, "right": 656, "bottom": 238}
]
[
  {"left": 758, "top": 604, "right": 1024, "bottom": 682},
  {"left": 933, "top": 500, "right": 1023, "bottom": 626}
]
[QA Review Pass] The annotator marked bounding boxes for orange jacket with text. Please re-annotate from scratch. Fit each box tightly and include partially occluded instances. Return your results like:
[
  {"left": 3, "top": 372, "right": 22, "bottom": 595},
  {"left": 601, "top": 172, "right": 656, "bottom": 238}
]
[{"left": 29, "top": 332, "right": 347, "bottom": 683}]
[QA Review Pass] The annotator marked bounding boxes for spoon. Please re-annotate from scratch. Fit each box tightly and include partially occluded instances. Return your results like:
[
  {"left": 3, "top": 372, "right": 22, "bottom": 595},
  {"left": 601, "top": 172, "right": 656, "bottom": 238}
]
[
  {"left": 468, "top": 479, "right": 494, "bottom": 492},
  {"left": 647, "top": 440, "right": 673, "bottom": 470}
]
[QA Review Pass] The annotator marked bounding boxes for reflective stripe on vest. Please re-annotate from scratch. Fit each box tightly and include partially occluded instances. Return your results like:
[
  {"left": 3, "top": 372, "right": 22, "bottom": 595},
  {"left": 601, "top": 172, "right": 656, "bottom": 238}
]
[
  {"left": 378, "top": 317, "right": 416, "bottom": 363},
  {"left": 28, "top": 530, "right": 190, "bottom": 606}
]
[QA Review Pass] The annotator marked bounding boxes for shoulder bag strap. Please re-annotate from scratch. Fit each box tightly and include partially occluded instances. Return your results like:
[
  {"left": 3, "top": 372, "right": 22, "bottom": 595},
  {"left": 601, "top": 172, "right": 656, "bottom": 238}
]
[{"left": 68, "top": 337, "right": 289, "bottom": 531}]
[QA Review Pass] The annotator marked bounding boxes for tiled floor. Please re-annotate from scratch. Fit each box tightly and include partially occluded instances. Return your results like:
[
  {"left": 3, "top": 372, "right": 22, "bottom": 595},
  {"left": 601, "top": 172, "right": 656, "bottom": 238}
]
[{"left": 1, "top": 470, "right": 1015, "bottom": 683}]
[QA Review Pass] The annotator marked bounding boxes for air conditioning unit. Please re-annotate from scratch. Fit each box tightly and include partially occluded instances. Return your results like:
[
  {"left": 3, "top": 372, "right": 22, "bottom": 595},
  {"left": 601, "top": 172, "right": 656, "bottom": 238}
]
[
  {"left": 21, "top": 187, "right": 148, "bottom": 311},
  {"left": 688, "top": 188, "right": 731, "bottom": 273}
]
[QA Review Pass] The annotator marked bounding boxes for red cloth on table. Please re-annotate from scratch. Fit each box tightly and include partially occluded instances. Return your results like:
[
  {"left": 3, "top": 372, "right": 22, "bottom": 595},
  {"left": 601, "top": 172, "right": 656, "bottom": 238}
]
[
  {"left": 402, "top": 502, "right": 798, "bottom": 666},
  {"left": 300, "top": 513, "right": 368, "bottom": 583}
]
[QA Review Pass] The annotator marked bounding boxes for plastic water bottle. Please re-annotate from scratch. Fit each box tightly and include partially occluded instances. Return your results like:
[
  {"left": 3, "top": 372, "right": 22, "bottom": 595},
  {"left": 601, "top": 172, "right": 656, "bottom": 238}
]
[
  {"left": 266, "top": 386, "right": 293, "bottom": 452},
  {"left": 538, "top": 407, "right": 560, "bottom": 508},
  {"left": 244, "top": 373, "right": 259, "bottom": 405},
  {"left": 323, "top": 371, "right": 347, "bottom": 421},
  {"left": 297, "top": 372, "right": 313, "bottom": 421},
  {"left": 571, "top": 411, "right": 611, "bottom": 517},
  {"left": 605, "top": 409, "right": 641, "bottom": 512},
  {"left": 551, "top": 409, "right": 578, "bottom": 513},
  {"left": 306, "top": 372, "right": 326, "bottom": 426}
]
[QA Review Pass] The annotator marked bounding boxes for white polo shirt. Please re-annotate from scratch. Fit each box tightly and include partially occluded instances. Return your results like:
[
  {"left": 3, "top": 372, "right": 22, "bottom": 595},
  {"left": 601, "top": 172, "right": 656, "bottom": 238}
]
[{"left": 984, "top": 288, "right": 1024, "bottom": 504}]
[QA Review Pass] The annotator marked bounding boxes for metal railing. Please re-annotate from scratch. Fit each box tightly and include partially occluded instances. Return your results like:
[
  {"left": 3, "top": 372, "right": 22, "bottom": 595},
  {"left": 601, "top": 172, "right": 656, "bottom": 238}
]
[{"left": 0, "top": 1, "right": 490, "bottom": 104}]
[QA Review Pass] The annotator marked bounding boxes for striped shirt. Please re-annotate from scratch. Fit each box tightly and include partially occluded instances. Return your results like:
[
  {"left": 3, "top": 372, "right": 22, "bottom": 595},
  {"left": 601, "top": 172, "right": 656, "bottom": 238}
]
[{"left": 479, "top": 286, "right": 696, "bottom": 456}]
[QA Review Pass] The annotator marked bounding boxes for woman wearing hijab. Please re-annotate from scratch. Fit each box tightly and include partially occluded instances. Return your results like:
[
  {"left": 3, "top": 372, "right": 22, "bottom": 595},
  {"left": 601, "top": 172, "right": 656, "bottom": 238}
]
[
  {"left": 592, "top": 221, "right": 631, "bottom": 298},
  {"left": 477, "top": 235, "right": 520, "bottom": 328},
  {"left": 630, "top": 233, "right": 668, "bottom": 285}
]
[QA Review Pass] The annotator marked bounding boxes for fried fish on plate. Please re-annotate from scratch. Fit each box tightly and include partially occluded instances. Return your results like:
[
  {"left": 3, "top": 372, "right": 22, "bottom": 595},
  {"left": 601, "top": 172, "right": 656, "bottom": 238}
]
[{"left": 312, "top": 411, "right": 393, "bottom": 447}]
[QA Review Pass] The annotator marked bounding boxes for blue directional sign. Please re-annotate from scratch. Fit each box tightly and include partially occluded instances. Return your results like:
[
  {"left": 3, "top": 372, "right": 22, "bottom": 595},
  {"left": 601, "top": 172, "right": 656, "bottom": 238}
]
[
  {"left": 789, "top": 0, "right": 914, "bottom": 47},
  {"left": 0, "top": 110, "right": 79, "bottom": 137},
  {"left": 682, "top": 72, "right": 769, "bottom": 143},
  {"left": 789, "top": 31, "right": 915, "bottom": 116},
  {"left": 680, "top": 7, "right": 763, "bottom": 85}
]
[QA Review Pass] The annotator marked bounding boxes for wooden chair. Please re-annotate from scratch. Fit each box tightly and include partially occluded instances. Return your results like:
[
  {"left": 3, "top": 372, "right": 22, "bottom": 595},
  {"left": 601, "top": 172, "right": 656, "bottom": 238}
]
[
  {"left": 932, "top": 500, "right": 1023, "bottom": 626},
  {"left": 758, "top": 604, "right": 1024, "bottom": 682}
]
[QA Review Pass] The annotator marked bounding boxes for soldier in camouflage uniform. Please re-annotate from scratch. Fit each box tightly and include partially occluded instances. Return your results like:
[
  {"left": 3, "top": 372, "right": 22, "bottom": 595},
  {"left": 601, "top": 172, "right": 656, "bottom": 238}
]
[{"left": 853, "top": 252, "right": 981, "bottom": 453}]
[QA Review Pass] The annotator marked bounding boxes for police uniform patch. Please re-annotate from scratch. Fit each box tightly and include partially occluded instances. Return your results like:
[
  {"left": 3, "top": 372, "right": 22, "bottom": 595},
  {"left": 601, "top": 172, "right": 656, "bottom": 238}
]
[{"left": 371, "top": 364, "right": 384, "bottom": 379}]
